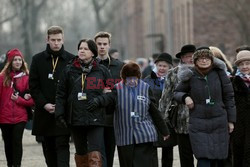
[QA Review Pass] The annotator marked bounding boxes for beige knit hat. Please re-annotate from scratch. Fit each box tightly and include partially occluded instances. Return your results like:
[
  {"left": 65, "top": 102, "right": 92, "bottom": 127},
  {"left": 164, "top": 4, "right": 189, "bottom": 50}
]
[{"left": 234, "top": 50, "right": 250, "bottom": 65}]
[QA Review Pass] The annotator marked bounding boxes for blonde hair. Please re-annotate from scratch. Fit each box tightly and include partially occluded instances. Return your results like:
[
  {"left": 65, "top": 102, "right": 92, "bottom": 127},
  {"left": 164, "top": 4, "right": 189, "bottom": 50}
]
[
  {"left": 94, "top": 31, "right": 112, "bottom": 44},
  {"left": 0, "top": 58, "right": 29, "bottom": 87},
  {"left": 209, "top": 46, "right": 233, "bottom": 73}
]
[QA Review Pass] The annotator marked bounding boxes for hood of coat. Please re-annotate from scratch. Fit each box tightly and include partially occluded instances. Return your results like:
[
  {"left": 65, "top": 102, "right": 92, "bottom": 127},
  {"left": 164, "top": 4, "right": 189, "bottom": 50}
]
[{"left": 178, "top": 57, "right": 227, "bottom": 82}]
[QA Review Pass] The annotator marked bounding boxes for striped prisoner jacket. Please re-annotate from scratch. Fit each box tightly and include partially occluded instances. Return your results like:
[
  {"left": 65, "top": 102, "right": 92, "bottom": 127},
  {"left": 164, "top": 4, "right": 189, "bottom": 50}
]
[{"left": 114, "top": 80, "right": 169, "bottom": 146}]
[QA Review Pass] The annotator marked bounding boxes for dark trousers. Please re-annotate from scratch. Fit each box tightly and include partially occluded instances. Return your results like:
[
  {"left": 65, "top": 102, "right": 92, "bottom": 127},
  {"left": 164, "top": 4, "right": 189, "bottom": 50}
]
[
  {"left": 197, "top": 158, "right": 223, "bottom": 167},
  {"left": 117, "top": 142, "right": 156, "bottom": 167},
  {"left": 222, "top": 135, "right": 232, "bottom": 167},
  {"left": 0, "top": 122, "right": 26, "bottom": 167},
  {"left": 177, "top": 134, "right": 194, "bottom": 167},
  {"left": 162, "top": 147, "right": 174, "bottom": 167},
  {"left": 71, "top": 126, "right": 105, "bottom": 155},
  {"left": 42, "top": 135, "right": 70, "bottom": 167},
  {"left": 104, "top": 126, "right": 116, "bottom": 167}
]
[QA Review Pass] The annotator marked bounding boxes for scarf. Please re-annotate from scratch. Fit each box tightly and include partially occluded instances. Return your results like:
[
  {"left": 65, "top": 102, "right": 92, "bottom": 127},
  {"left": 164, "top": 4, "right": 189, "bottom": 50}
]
[
  {"left": 46, "top": 44, "right": 64, "bottom": 57},
  {"left": 236, "top": 72, "right": 250, "bottom": 87}
]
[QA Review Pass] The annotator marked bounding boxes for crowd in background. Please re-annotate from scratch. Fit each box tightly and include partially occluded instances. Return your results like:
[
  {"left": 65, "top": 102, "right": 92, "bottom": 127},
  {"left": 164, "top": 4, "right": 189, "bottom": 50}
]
[{"left": 0, "top": 25, "right": 249, "bottom": 167}]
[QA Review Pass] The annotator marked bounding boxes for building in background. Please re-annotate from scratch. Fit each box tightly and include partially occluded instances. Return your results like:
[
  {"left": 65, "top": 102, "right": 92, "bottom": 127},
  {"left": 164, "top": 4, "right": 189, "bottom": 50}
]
[{"left": 108, "top": 0, "right": 248, "bottom": 62}]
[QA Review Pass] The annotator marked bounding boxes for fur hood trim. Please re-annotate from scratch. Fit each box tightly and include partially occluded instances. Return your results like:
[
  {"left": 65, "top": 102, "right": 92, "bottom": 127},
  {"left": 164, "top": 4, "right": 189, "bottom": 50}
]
[{"left": 178, "top": 57, "right": 227, "bottom": 82}]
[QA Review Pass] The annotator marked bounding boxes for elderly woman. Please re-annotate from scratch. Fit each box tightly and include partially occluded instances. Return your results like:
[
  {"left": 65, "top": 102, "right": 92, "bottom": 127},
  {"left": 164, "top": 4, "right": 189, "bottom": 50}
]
[
  {"left": 144, "top": 53, "right": 174, "bottom": 167},
  {"left": 231, "top": 50, "right": 250, "bottom": 167},
  {"left": 87, "top": 62, "right": 170, "bottom": 167},
  {"left": 174, "top": 47, "right": 236, "bottom": 167}
]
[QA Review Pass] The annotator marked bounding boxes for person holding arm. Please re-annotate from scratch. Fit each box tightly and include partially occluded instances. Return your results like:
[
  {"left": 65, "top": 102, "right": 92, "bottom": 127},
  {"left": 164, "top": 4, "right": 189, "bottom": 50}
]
[
  {"left": 0, "top": 48, "right": 34, "bottom": 167},
  {"left": 174, "top": 47, "right": 236, "bottom": 167},
  {"left": 55, "top": 38, "right": 111, "bottom": 167},
  {"left": 87, "top": 62, "right": 170, "bottom": 167}
]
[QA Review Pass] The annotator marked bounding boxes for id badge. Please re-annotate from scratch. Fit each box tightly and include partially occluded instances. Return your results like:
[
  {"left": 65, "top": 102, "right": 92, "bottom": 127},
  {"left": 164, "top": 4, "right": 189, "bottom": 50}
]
[
  {"left": 131, "top": 112, "right": 139, "bottom": 117},
  {"left": 206, "top": 99, "right": 210, "bottom": 104},
  {"left": 48, "top": 73, "right": 54, "bottom": 80},
  {"left": 78, "top": 92, "right": 87, "bottom": 100}
]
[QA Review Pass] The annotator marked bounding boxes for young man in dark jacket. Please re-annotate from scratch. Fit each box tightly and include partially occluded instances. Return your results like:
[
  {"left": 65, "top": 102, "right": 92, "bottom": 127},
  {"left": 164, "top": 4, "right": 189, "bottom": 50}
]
[
  {"left": 29, "top": 26, "right": 74, "bottom": 167},
  {"left": 94, "top": 31, "right": 124, "bottom": 167}
]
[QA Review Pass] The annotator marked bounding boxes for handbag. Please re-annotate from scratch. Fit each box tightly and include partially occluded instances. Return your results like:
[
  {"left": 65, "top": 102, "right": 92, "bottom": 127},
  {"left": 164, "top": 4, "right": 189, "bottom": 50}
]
[
  {"left": 167, "top": 100, "right": 178, "bottom": 128},
  {"left": 154, "top": 121, "right": 177, "bottom": 147},
  {"left": 154, "top": 99, "right": 178, "bottom": 147}
]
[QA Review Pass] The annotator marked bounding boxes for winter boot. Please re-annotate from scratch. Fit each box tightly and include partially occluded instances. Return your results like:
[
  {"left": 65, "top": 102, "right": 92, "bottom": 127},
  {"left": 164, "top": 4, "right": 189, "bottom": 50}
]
[
  {"left": 75, "top": 154, "right": 88, "bottom": 167},
  {"left": 88, "top": 151, "right": 102, "bottom": 167}
]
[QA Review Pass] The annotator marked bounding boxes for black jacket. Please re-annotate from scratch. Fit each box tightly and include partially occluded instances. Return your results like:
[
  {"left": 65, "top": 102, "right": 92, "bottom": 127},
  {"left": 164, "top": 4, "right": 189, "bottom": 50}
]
[
  {"left": 144, "top": 71, "right": 165, "bottom": 107},
  {"left": 29, "top": 47, "right": 74, "bottom": 136},
  {"left": 174, "top": 59, "right": 236, "bottom": 159},
  {"left": 98, "top": 57, "right": 124, "bottom": 126},
  {"left": 55, "top": 57, "right": 112, "bottom": 126}
]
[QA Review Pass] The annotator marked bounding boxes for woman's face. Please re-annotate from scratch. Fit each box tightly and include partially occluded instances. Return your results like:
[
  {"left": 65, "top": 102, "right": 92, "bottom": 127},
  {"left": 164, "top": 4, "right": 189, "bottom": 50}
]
[
  {"left": 196, "top": 56, "right": 212, "bottom": 69},
  {"left": 12, "top": 56, "right": 23, "bottom": 71},
  {"left": 238, "top": 60, "right": 250, "bottom": 75},
  {"left": 78, "top": 42, "right": 94, "bottom": 62},
  {"left": 156, "top": 61, "right": 170, "bottom": 77},
  {"left": 126, "top": 77, "right": 138, "bottom": 87}
]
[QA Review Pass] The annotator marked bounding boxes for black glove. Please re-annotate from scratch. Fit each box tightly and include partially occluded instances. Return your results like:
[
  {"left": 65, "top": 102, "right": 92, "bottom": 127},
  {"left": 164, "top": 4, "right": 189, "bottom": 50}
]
[
  {"left": 87, "top": 98, "right": 100, "bottom": 112},
  {"left": 56, "top": 116, "right": 67, "bottom": 128}
]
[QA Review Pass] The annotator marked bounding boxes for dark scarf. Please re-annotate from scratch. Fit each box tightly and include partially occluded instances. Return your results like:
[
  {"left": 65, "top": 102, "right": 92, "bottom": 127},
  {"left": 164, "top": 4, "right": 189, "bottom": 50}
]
[
  {"left": 46, "top": 44, "right": 64, "bottom": 57},
  {"left": 98, "top": 58, "right": 110, "bottom": 68},
  {"left": 73, "top": 57, "right": 97, "bottom": 74},
  {"left": 195, "top": 65, "right": 213, "bottom": 76}
]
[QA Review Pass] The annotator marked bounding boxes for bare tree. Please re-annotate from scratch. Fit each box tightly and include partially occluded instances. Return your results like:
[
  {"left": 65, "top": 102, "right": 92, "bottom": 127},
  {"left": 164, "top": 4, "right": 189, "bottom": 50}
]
[
  {"left": 91, "top": 0, "right": 123, "bottom": 30},
  {"left": 218, "top": 0, "right": 250, "bottom": 44},
  {"left": 10, "top": 0, "right": 47, "bottom": 64}
]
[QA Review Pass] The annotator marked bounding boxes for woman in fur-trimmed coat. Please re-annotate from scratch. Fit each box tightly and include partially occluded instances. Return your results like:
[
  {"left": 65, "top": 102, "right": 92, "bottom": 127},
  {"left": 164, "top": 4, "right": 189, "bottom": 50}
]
[{"left": 174, "top": 47, "right": 236, "bottom": 167}]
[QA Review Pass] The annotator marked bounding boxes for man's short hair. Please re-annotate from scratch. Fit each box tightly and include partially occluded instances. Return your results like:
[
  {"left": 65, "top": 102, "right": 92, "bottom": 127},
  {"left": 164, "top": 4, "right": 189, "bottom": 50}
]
[
  {"left": 94, "top": 31, "right": 112, "bottom": 44},
  {"left": 47, "top": 26, "right": 64, "bottom": 36}
]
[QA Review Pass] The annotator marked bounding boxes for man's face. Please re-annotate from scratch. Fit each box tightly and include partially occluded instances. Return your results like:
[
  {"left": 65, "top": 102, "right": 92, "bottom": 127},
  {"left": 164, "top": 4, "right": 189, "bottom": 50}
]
[
  {"left": 95, "top": 37, "right": 110, "bottom": 57},
  {"left": 47, "top": 33, "right": 64, "bottom": 51},
  {"left": 181, "top": 52, "right": 193, "bottom": 65}
]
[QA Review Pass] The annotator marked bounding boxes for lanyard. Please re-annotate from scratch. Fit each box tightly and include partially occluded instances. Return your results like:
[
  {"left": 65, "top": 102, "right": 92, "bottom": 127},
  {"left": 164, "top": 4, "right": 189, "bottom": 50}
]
[
  {"left": 204, "top": 76, "right": 211, "bottom": 99},
  {"left": 107, "top": 55, "right": 111, "bottom": 68},
  {"left": 81, "top": 74, "right": 86, "bottom": 92},
  {"left": 51, "top": 56, "right": 59, "bottom": 73}
]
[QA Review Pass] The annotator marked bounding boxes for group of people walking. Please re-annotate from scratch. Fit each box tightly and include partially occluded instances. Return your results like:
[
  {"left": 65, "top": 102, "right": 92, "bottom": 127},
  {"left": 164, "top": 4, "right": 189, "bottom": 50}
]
[{"left": 0, "top": 25, "right": 249, "bottom": 167}]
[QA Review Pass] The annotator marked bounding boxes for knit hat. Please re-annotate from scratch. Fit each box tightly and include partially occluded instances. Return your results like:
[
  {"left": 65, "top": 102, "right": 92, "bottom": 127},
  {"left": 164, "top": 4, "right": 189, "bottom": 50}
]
[
  {"left": 121, "top": 62, "right": 141, "bottom": 80},
  {"left": 155, "top": 52, "right": 173, "bottom": 65},
  {"left": 193, "top": 47, "right": 213, "bottom": 64},
  {"left": 234, "top": 50, "right": 250, "bottom": 66},
  {"left": 6, "top": 48, "right": 23, "bottom": 62},
  {"left": 176, "top": 44, "right": 196, "bottom": 58}
]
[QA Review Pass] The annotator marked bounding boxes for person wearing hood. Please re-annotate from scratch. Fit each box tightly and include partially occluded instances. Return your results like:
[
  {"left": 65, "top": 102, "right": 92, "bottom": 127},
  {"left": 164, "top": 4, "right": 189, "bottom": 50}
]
[
  {"left": 174, "top": 47, "right": 236, "bottom": 167},
  {"left": 29, "top": 26, "right": 74, "bottom": 167},
  {"left": 55, "top": 38, "right": 111, "bottom": 167},
  {"left": 144, "top": 53, "right": 174, "bottom": 167},
  {"left": 231, "top": 50, "right": 250, "bottom": 167},
  {"left": 0, "top": 48, "right": 34, "bottom": 167}
]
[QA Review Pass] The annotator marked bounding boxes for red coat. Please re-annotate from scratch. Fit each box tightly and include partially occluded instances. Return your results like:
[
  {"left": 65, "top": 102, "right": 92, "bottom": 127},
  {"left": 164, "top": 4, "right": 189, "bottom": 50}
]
[{"left": 0, "top": 72, "right": 34, "bottom": 124}]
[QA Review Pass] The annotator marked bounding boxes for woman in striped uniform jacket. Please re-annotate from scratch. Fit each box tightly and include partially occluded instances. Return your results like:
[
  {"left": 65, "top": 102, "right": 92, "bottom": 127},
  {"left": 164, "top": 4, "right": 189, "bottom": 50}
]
[{"left": 87, "top": 62, "right": 170, "bottom": 167}]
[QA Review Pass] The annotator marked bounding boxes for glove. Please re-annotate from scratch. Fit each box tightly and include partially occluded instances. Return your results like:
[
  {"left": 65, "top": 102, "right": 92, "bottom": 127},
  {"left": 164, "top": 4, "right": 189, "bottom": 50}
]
[
  {"left": 56, "top": 116, "right": 67, "bottom": 128},
  {"left": 87, "top": 98, "right": 99, "bottom": 112}
]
